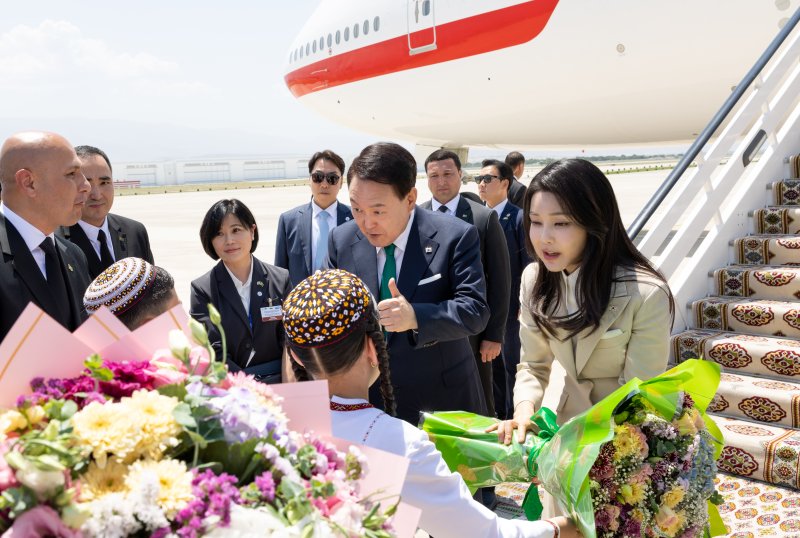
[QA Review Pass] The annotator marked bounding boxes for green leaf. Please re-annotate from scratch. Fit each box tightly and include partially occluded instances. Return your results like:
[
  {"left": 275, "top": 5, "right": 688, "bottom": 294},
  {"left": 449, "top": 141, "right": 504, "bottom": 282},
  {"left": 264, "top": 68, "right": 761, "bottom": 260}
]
[
  {"left": 173, "top": 403, "right": 197, "bottom": 429},
  {"left": 200, "top": 438, "right": 263, "bottom": 477}
]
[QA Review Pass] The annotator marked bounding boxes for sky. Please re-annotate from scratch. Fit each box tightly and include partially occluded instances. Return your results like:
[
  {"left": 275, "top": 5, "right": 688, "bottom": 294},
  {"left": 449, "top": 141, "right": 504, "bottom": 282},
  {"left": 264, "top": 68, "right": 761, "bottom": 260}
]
[{"left": 0, "top": 1, "right": 686, "bottom": 163}]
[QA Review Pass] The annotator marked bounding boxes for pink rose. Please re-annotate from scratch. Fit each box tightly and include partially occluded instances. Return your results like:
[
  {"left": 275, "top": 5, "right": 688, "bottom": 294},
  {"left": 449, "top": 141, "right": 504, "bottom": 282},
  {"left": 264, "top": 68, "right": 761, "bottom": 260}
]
[
  {"left": 148, "top": 346, "right": 211, "bottom": 387},
  {"left": 1, "top": 505, "right": 80, "bottom": 537}
]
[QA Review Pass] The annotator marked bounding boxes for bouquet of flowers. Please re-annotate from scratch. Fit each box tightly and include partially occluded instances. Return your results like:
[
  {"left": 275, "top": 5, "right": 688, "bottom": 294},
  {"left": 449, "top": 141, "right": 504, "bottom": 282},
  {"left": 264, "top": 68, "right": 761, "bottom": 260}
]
[
  {"left": 0, "top": 307, "right": 400, "bottom": 537},
  {"left": 420, "top": 359, "right": 727, "bottom": 538}
]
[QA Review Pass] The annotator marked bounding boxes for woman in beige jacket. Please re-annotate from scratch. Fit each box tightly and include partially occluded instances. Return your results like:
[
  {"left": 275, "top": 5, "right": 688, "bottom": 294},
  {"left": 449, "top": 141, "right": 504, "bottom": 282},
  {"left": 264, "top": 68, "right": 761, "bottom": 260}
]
[{"left": 491, "top": 159, "right": 674, "bottom": 444}]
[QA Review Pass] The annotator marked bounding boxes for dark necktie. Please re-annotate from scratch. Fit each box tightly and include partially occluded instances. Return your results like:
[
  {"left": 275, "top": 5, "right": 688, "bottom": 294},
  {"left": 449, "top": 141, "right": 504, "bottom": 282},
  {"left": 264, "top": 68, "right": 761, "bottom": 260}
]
[
  {"left": 39, "top": 237, "right": 71, "bottom": 326},
  {"left": 379, "top": 244, "right": 396, "bottom": 301},
  {"left": 437, "top": 205, "right": 449, "bottom": 214},
  {"left": 97, "top": 229, "right": 114, "bottom": 270}
]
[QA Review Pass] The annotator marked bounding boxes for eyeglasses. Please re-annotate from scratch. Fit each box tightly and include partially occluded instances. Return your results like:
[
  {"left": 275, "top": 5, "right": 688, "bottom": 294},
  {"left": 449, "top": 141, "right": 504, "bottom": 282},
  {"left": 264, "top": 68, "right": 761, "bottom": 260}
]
[
  {"left": 311, "top": 171, "right": 341, "bottom": 185},
  {"left": 474, "top": 174, "right": 501, "bottom": 184}
]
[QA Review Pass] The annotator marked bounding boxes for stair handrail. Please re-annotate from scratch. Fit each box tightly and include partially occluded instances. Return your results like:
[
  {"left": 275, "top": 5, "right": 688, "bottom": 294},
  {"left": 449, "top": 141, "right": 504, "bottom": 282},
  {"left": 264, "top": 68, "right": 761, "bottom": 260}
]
[{"left": 628, "top": 8, "right": 800, "bottom": 240}]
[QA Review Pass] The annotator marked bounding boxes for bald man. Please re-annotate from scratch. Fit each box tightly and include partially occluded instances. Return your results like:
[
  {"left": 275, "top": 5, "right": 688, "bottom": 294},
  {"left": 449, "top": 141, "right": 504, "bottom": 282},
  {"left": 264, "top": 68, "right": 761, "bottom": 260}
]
[{"left": 0, "top": 132, "right": 92, "bottom": 342}]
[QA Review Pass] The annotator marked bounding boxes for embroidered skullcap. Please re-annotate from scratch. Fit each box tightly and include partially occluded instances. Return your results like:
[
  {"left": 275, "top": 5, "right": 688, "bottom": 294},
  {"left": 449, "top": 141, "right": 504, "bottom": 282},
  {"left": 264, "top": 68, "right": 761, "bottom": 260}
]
[
  {"left": 83, "top": 257, "right": 157, "bottom": 315},
  {"left": 283, "top": 269, "right": 372, "bottom": 348}
]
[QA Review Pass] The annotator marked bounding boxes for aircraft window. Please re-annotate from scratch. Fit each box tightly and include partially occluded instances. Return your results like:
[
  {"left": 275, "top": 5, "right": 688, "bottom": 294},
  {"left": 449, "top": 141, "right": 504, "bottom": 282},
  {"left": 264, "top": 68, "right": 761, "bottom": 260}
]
[
  {"left": 305, "top": 43, "right": 310, "bottom": 56},
  {"left": 353, "top": 23, "right": 359, "bottom": 38},
  {"left": 344, "top": 26, "right": 350, "bottom": 41},
  {"left": 319, "top": 36, "right": 324, "bottom": 50},
  {"left": 422, "top": 0, "right": 431, "bottom": 16},
  {"left": 336, "top": 30, "right": 341, "bottom": 44},
  {"left": 327, "top": 34, "right": 332, "bottom": 48},
  {"left": 312, "top": 40, "right": 317, "bottom": 53},
  {"left": 373, "top": 16, "right": 380, "bottom": 32},
  {"left": 363, "top": 20, "right": 369, "bottom": 35}
]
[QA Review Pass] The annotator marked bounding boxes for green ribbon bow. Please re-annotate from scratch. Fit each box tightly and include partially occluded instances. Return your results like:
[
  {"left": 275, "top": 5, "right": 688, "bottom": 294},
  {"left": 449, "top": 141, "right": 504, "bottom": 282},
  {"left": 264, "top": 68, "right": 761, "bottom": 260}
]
[{"left": 521, "top": 407, "right": 559, "bottom": 520}]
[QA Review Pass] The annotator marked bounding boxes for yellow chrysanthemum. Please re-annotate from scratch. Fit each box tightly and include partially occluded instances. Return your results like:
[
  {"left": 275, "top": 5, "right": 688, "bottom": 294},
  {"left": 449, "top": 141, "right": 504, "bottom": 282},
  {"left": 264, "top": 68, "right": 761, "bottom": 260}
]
[
  {"left": 612, "top": 424, "right": 648, "bottom": 460},
  {"left": 619, "top": 481, "right": 647, "bottom": 505},
  {"left": 125, "top": 459, "right": 193, "bottom": 517},
  {"left": 119, "top": 390, "right": 181, "bottom": 460},
  {"left": 662, "top": 486, "right": 685, "bottom": 508},
  {"left": 0, "top": 410, "right": 27, "bottom": 435},
  {"left": 655, "top": 506, "right": 687, "bottom": 536},
  {"left": 71, "top": 401, "right": 141, "bottom": 467},
  {"left": 79, "top": 460, "right": 130, "bottom": 501}
]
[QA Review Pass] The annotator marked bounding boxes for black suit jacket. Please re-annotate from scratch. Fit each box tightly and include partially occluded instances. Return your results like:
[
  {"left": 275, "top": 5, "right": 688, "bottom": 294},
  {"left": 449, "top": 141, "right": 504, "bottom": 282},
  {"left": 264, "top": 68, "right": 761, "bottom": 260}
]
[
  {"left": 508, "top": 178, "right": 527, "bottom": 209},
  {"left": 190, "top": 257, "right": 291, "bottom": 372},
  {"left": 421, "top": 196, "right": 510, "bottom": 343},
  {"left": 275, "top": 201, "right": 353, "bottom": 287},
  {"left": 58, "top": 213, "right": 154, "bottom": 280},
  {"left": 0, "top": 214, "right": 91, "bottom": 342},
  {"left": 327, "top": 208, "right": 489, "bottom": 423}
]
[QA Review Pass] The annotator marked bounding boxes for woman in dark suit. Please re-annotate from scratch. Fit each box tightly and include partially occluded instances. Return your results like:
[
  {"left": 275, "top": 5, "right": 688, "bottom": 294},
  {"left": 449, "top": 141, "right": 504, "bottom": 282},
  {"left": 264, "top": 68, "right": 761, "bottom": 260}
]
[{"left": 190, "top": 199, "right": 291, "bottom": 383}]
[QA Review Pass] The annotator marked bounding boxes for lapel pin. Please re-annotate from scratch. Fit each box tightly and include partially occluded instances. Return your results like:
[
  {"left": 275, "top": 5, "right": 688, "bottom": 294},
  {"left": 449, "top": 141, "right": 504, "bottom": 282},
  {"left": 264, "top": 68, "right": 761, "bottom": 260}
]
[
  {"left": 67, "top": 264, "right": 73, "bottom": 272},
  {"left": 257, "top": 291, "right": 263, "bottom": 297},
  {"left": 461, "top": 213, "right": 468, "bottom": 218},
  {"left": 346, "top": 216, "right": 351, "bottom": 221},
  {"left": 425, "top": 246, "right": 433, "bottom": 254},
  {"left": 256, "top": 281, "right": 264, "bottom": 287}
]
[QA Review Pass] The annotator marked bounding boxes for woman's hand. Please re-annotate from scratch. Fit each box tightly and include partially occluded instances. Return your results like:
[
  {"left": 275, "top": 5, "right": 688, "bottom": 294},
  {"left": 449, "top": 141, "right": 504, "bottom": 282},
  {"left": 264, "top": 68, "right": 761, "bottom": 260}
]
[
  {"left": 550, "top": 516, "right": 582, "bottom": 538},
  {"left": 485, "top": 401, "right": 535, "bottom": 444}
]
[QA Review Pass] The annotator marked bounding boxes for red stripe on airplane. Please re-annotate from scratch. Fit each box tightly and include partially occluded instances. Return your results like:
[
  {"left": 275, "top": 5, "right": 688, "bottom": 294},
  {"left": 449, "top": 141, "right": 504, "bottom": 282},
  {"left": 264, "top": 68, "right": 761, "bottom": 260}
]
[{"left": 285, "top": 0, "right": 559, "bottom": 98}]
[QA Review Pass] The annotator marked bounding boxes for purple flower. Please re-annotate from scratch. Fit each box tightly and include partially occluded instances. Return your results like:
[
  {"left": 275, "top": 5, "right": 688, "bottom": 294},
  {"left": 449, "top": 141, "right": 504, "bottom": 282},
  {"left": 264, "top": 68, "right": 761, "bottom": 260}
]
[
  {"left": 255, "top": 472, "right": 276, "bottom": 502},
  {"left": 168, "top": 470, "right": 241, "bottom": 536}
]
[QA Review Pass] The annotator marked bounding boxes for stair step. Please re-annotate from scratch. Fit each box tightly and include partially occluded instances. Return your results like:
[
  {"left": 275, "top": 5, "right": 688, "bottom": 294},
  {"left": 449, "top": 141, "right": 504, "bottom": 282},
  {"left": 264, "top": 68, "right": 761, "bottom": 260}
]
[
  {"left": 733, "top": 235, "right": 800, "bottom": 265},
  {"left": 714, "top": 416, "right": 800, "bottom": 489},
  {"left": 753, "top": 206, "right": 800, "bottom": 234},
  {"left": 672, "top": 330, "right": 800, "bottom": 380},
  {"left": 692, "top": 297, "right": 800, "bottom": 338},
  {"left": 715, "top": 472, "right": 800, "bottom": 536},
  {"left": 711, "top": 371, "right": 800, "bottom": 428},
  {"left": 714, "top": 265, "right": 800, "bottom": 300},
  {"left": 772, "top": 179, "right": 800, "bottom": 206}
]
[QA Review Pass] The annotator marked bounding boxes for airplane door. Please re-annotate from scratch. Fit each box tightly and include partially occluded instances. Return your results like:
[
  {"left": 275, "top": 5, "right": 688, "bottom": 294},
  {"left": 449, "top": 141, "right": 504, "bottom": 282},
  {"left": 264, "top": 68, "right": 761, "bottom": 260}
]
[{"left": 407, "top": 0, "right": 436, "bottom": 55}]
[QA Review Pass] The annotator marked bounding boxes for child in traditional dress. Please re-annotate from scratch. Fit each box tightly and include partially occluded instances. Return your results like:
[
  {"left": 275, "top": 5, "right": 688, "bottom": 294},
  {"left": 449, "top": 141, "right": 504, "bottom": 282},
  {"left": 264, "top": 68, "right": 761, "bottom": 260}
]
[{"left": 283, "top": 269, "right": 579, "bottom": 538}]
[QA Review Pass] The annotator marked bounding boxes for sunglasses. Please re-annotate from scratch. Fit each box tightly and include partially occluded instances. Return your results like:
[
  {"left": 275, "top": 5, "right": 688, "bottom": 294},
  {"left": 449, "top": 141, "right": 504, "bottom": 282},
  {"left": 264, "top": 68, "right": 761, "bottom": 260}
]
[
  {"left": 474, "top": 174, "right": 501, "bottom": 184},
  {"left": 311, "top": 171, "right": 341, "bottom": 185}
]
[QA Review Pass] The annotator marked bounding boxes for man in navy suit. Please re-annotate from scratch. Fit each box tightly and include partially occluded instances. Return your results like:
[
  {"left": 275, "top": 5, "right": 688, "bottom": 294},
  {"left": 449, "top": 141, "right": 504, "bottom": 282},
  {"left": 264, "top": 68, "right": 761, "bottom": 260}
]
[
  {"left": 0, "top": 131, "right": 92, "bottom": 342},
  {"left": 479, "top": 159, "right": 532, "bottom": 419},
  {"left": 504, "top": 151, "right": 528, "bottom": 209},
  {"left": 275, "top": 150, "right": 353, "bottom": 287},
  {"left": 326, "top": 142, "right": 489, "bottom": 424},
  {"left": 59, "top": 145, "right": 154, "bottom": 280},
  {"left": 422, "top": 149, "right": 510, "bottom": 418}
]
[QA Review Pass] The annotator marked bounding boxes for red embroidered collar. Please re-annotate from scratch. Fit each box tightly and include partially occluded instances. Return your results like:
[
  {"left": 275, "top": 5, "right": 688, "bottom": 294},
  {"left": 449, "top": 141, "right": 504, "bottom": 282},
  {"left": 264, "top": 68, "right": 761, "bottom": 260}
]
[{"left": 330, "top": 401, "right": 374, "bottom": 412}]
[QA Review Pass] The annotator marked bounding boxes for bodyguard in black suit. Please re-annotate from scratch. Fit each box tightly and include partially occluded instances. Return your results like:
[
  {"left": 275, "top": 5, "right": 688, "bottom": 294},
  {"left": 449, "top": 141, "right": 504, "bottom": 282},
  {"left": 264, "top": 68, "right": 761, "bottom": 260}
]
[
  {"left": 326, "top": 143, "right": 489, "bottom": 424},
  {"left": 58, "top": 146, "right": 153, "bottom": 280},
  {"left": 275, "top": 150, "right": 352, "bottom": 287},
  {"left": 0, "top": 132, "right": 92, "bottom": 342},
  {"left": 479, "top": 159, "right": 532, "bottom": 419},
  {"left": 423, "top": 149, "right": 511, "bottom": 417},
  {"left": 191, "top": 199, "right": 291, "bottom": 383},
  {"left": 505, "top": 151, "right": 528, "bottom": 209}
]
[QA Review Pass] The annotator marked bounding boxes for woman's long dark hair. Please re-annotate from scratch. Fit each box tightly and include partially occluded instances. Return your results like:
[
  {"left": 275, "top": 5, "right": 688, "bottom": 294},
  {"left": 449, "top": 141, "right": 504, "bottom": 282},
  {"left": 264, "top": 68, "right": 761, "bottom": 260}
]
[
  {"left": 288, "top": 305, "right": 396, "bottom": 417},
  {"left": 522, "top": 159, "right": 674, "bottom": 339}
]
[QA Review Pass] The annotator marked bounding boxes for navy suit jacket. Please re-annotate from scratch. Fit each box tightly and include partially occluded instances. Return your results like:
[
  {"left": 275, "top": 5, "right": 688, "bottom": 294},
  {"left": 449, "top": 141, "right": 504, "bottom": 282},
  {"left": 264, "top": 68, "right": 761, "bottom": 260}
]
[
  {"left": 326, "top": 208, "right": 489, "bottom": 423},
  {"left": 497, "top": 202, "right": 531, "bottom": 322},
  {"left": 275, "top": 201, "right": 352, "bottom": 287},
  {"left": 190, "top": 257, "right": 291, "bottom": 372},
  {"left": 508, "top": 178, "right": 527, "bottom": 209},
  {"left": 58, "top": 213, "right": 154, "bottom": 280},
  {"left": 0, "top": 214, "right": 91, "bottom": 342}
]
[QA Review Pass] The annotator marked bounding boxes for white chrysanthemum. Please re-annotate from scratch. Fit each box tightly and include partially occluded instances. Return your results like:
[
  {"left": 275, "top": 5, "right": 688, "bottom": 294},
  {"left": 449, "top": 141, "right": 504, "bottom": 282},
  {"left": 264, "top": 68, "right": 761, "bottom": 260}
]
[
  {"left": 204, "top": 504, "right": 294, "bottom": 537},
  {"left": 71, "top": 401, "right": 141, "bottom": 467},
  {"left": 80, "top": 492, "right": 141, "bottom": 538},
  {"left": 119, "top": 390, "right": 182, "bottom": 460}
]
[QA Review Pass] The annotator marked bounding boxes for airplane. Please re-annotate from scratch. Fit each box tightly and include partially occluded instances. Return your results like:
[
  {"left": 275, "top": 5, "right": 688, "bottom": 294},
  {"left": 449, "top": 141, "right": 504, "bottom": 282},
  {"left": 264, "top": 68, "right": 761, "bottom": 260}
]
[{"left": 284, "top": 0, "right": 798, "bottom": 153}]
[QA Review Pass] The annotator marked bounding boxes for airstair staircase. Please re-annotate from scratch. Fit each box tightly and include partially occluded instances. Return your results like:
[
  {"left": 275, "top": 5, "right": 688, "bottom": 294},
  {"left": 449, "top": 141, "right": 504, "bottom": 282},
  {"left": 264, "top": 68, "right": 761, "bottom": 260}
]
[{"left": 672, "top": 160, "right": 800, "bottom": 537}]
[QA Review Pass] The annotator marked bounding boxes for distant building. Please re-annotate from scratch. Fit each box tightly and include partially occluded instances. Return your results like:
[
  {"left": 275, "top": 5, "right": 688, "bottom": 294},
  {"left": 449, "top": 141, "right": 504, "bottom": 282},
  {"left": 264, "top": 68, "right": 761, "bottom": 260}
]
[{"left": 112, "top": 156, "right": 313, "bottom": 186}]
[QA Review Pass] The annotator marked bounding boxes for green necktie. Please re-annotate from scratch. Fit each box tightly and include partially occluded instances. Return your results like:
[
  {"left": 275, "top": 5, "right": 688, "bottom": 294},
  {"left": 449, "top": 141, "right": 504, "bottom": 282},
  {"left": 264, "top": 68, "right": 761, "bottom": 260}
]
[{"left": 380, "top": 244, "right": 396, "bottom": 301}]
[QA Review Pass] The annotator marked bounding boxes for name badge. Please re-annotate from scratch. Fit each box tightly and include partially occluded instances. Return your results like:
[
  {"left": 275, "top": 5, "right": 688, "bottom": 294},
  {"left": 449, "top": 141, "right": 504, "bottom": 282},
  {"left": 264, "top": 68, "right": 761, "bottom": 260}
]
[{"left": 260, "top": 305, "right": 283, "bottom": 322}]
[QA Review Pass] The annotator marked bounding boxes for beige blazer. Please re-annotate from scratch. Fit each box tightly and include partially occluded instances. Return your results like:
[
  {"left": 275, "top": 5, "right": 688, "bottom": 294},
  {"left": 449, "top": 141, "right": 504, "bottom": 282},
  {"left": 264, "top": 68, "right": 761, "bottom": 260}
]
[{"left": 513, "top": 263, "right": 672, "bottom": 424}]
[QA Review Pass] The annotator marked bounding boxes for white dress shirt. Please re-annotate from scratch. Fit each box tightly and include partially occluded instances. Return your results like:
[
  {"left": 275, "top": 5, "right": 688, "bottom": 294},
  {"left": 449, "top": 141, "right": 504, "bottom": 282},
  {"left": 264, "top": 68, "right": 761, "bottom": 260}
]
[
  {"left": 488, "top": 198, "right": 508, "bottom": 217},
  {"left": 330, "top": 395, "right": 555, "bottom": 538},
  {"left": 430, "top": 196, "right": 460, "bottom": 215},
  {"left": 224, "top": 258, "right": 256, "bottom": 365},
  {"left": 311, "top": 200, "right": 339, "bottom": 264},
  {"left": 376, "top": 209, "right": 415, "bottom": 288},
  {"left": 77, "top": 218, "right": 115, "bottom": 262},
  {"left": 0, "top": 202, "right": 50, "bottom": 278}
]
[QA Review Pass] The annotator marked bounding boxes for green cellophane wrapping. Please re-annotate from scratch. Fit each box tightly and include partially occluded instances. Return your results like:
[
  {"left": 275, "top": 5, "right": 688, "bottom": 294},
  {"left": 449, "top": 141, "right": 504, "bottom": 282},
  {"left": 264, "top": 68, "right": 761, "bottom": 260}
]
[{"left": 420, "top": 359, "right": 726, "bottom": 538}]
